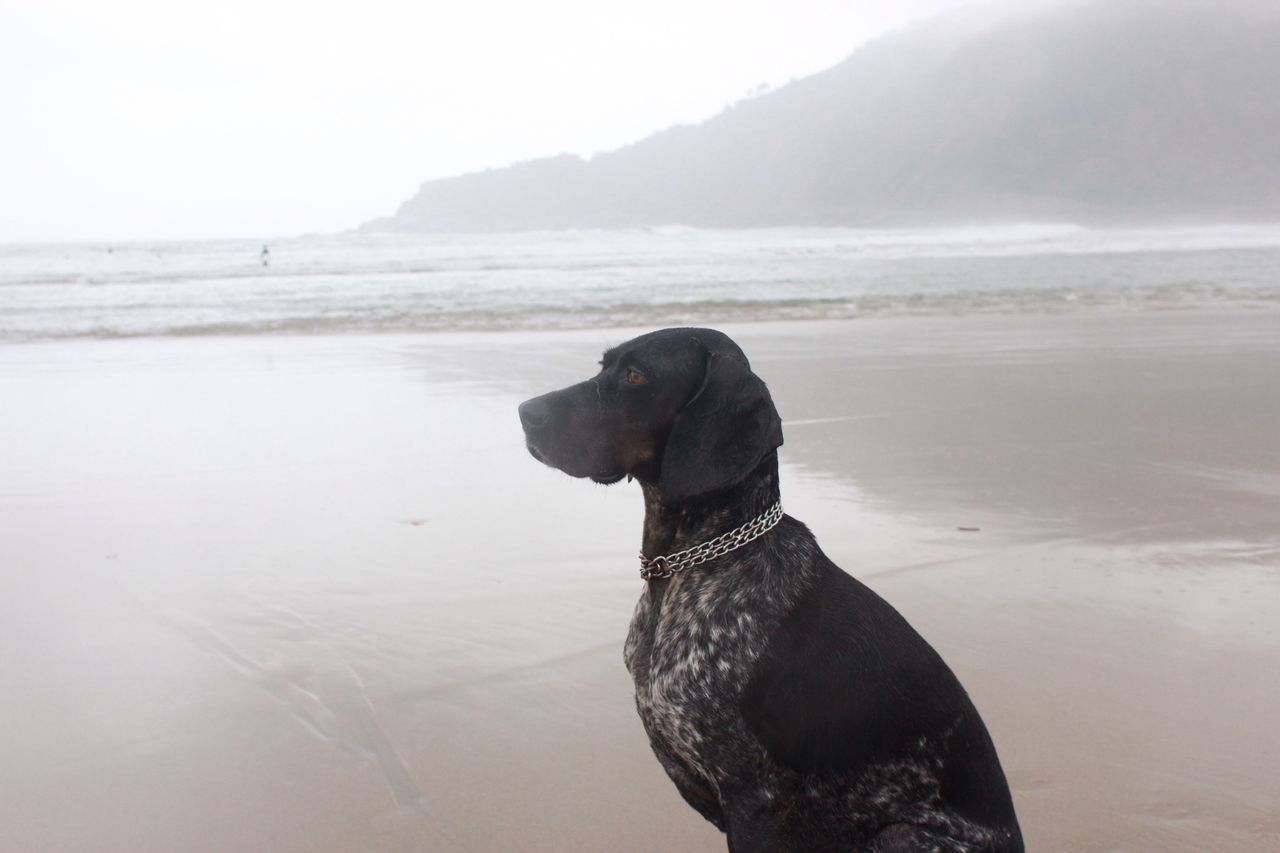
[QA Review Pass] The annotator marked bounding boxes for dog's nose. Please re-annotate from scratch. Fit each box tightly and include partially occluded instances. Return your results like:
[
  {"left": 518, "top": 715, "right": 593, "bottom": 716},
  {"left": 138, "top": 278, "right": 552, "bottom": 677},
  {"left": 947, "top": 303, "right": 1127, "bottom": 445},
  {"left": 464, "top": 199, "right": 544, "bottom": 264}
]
[{"left": 518, "top": 397, "right": 550, "bottom": 429}]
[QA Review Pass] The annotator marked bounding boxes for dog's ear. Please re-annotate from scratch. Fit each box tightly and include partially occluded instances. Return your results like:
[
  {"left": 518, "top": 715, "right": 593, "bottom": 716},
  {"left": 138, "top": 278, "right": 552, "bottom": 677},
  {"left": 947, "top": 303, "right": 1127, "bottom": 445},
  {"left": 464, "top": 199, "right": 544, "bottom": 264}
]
[{"left": 658, "top": 353, "right": 783, "bottom": 504}]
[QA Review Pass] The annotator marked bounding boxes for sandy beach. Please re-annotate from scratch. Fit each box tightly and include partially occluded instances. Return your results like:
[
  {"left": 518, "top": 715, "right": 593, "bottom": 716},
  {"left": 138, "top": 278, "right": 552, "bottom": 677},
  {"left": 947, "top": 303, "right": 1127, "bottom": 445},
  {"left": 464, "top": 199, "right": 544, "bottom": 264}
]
[{"left": 1, "top": 309, "right": 1278, "bottom": 852}]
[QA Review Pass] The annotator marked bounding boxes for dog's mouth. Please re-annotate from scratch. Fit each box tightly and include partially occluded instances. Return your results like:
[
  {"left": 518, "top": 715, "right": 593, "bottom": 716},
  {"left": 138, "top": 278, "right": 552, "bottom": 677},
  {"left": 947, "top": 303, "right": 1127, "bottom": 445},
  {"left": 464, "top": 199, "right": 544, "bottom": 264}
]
[
  {"left": 526, "top": 442, "right": 626, "bottom": 485},
  {"left": 525, "top": 442, "right": 552, "bottom": 466}
]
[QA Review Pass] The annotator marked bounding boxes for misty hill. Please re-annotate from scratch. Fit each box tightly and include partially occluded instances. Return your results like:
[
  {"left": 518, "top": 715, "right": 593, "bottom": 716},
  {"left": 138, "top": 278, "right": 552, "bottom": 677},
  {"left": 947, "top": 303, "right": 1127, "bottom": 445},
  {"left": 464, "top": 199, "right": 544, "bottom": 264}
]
[{"left": 363, "top": 0, "right": 1280, "bottom": 232}]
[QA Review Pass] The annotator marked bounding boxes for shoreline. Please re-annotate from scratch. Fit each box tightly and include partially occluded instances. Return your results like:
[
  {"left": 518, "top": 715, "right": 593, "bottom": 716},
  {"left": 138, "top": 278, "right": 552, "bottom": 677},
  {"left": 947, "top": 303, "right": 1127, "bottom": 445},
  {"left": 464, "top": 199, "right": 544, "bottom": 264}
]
[{"left": 2, "top": 310, "right": 1277, "bottom": 851}]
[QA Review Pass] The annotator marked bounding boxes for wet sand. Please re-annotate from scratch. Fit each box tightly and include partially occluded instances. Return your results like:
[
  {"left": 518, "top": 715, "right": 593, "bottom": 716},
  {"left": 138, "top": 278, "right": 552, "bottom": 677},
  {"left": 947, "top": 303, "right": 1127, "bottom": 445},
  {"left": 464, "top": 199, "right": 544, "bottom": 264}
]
[{"left": 1, "top": 310, "right": 1278, "bottom": 851}]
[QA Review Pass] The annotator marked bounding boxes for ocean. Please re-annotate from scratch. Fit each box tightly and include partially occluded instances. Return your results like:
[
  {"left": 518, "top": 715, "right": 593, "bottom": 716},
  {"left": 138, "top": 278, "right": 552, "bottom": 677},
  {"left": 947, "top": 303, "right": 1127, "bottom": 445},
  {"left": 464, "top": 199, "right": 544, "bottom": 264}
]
[{"left": 2, "top": 223, "right": 1278, "bottom": 342}]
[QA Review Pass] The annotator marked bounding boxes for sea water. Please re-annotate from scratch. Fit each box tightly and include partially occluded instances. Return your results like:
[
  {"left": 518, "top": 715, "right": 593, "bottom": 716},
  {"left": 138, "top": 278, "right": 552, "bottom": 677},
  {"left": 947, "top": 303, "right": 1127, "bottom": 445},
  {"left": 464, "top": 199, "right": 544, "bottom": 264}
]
[{"left": 2, "top": 223, "right": 1278, "bottom": 342}]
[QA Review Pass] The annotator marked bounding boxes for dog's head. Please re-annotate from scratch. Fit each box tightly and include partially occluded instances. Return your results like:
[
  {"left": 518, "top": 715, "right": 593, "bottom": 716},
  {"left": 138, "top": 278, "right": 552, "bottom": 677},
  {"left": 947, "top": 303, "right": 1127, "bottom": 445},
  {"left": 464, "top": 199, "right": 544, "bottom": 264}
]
[{"left": 518, "top": 328, "right": 783, "bottom": 505}]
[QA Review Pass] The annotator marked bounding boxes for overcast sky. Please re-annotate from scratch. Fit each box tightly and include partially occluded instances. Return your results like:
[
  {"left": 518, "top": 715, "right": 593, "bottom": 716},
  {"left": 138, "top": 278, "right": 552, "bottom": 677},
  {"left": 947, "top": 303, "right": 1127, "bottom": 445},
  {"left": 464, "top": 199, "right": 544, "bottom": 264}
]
[{"left": 1, "top": 0, "right": 973, "bottom": 242}]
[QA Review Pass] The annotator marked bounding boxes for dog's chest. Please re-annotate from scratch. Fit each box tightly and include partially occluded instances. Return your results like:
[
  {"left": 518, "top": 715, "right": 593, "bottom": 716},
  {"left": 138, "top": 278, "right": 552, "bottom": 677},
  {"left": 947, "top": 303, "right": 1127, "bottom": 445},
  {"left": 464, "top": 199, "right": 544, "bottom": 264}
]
[{"left": 624, "top": 572, "right": 770, "bottom": 779}]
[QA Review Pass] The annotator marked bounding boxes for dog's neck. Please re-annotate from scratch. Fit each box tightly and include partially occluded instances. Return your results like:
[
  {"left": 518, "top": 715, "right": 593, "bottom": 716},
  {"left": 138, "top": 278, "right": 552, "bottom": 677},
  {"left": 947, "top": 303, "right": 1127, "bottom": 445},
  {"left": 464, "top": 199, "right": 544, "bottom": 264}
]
[{"left": 639, "top": 454, "right": 781, "bottom": 562}]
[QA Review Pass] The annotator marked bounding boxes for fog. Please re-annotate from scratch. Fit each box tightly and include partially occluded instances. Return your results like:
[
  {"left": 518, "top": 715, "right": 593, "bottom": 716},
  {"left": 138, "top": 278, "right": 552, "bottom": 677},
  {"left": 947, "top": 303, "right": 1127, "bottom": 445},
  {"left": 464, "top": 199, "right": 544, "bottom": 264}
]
[
  {"left": 0, "top": 0, "right": 972, "bottom": 242},
  {"left": 369, "top": 0, "right": 1280, "bottom": 233}
]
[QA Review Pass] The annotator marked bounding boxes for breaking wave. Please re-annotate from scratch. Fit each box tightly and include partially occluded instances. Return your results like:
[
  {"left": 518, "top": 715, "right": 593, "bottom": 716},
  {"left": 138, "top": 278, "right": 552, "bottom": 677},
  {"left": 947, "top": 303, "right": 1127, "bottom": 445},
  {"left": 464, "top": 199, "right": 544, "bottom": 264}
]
[{"left": 2, "top": 224, "right": 1278, "bottom": 342}]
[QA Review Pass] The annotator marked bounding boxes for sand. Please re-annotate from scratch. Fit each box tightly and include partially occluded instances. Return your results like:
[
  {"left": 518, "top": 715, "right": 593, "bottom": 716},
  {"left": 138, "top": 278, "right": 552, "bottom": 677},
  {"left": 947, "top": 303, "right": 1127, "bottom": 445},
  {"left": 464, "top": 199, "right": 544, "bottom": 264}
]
[{"left": 1, "top": 310, "right": 1277, "bottom": 852}]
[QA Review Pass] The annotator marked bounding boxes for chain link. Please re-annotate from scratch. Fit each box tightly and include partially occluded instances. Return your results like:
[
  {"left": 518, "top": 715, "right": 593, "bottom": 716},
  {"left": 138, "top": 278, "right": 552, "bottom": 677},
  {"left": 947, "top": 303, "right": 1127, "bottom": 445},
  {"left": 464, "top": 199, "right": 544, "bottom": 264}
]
[{"left": 638, "top": 502, "right": 784, "bottom": 580}]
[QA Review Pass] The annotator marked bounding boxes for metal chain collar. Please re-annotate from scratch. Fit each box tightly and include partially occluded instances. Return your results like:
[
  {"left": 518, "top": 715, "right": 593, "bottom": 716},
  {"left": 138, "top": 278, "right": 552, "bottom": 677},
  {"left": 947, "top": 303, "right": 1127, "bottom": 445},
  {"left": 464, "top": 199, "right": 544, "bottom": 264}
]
[{"left": 638, "top": 501, "right": 784, "bottom": 581}]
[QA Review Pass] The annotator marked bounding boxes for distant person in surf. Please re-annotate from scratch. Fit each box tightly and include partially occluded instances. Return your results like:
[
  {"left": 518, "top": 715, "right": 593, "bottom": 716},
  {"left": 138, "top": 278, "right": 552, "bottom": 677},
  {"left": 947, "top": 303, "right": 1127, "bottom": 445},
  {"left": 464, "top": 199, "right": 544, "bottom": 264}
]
[{"left": 260, "top": 245, "right": 271, "bottom": 267}]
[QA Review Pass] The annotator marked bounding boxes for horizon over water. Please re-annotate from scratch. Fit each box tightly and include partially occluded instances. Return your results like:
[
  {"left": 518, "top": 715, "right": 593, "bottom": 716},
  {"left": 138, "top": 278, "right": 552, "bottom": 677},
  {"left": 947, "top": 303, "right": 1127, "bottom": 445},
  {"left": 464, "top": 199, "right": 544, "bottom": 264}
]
[{"left": 2, "top": 223, "right": 1279, "bottom": 342}]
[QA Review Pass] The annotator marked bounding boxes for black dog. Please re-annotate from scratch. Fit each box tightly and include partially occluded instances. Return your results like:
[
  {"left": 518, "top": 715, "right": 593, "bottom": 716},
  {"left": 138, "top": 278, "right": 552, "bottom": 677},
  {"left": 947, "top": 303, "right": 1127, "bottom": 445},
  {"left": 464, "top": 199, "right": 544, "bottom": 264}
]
[{"left": 518, "top": 328, "right": 1022, "bottom": 852}]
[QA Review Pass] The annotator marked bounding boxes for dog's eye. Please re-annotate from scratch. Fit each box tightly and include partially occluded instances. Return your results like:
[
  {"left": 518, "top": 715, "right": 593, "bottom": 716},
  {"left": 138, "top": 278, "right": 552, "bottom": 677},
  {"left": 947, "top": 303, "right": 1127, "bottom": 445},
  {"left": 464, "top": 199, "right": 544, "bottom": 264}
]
[{"left": 624, "top": 368, "right": 647, "bottom": 386}]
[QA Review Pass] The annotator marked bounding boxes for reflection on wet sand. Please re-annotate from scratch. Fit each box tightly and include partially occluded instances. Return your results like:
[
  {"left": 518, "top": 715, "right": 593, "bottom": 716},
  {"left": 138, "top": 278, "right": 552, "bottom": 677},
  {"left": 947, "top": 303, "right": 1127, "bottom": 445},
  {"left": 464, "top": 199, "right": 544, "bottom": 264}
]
[{"left": 1, "top": 311, "right": 1277, "bottom": 851}]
